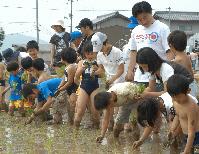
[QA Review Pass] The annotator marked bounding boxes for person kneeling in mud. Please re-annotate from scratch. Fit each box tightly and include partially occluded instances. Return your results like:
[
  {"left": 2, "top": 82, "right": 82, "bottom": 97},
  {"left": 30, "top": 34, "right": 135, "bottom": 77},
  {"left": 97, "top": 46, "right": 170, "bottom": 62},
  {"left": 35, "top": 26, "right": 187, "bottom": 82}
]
[
  {"left": 94, "top": 82, "right": 145, "bottom": 143},
  {"left": 22, "top": 78, "right": 70, "bottom": 125},
  {"left": 132, "top": 91, "right": 198, "bottom": 150}
]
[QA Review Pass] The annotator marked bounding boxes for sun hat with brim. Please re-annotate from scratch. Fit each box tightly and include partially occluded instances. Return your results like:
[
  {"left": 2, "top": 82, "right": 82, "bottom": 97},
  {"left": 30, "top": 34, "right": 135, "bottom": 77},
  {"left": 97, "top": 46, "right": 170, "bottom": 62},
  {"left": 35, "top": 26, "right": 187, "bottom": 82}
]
[
  {"left": 70, "top": 31, "right": 82, "bottom": 42},
  {"left": 91, "top": 32, "right": 107, "bottom": 52},
  {"left": 51, "top": 20, "right": 65, "bottom": 29}
]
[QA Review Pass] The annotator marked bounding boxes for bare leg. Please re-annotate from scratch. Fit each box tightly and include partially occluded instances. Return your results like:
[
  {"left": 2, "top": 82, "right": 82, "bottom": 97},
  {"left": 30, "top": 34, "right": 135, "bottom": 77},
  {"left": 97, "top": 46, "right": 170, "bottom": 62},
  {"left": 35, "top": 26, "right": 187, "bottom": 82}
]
[
  {"left": 74, "top": 88, "right": 89, "bottom": 129},
  {"left": 90, "top": 88, "right": 100, "bottom": 129},
  {"left": 68, "top": 93, "right": 77, "bottom": 125}
]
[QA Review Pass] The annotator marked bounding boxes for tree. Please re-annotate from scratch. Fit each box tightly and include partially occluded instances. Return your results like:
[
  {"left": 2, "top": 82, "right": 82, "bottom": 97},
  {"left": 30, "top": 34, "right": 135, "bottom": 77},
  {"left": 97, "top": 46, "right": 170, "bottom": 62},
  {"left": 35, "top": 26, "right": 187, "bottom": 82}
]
[{"left": 0, "top": 27, "right": 5, "bottom": 47}]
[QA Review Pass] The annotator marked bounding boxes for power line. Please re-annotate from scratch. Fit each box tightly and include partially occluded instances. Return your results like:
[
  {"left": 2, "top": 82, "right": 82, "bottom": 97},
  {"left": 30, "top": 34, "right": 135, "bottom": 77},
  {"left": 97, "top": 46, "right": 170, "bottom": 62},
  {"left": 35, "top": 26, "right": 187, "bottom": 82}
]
[{"left": 77, "top": 9, "right": 131, "bottom": 12}]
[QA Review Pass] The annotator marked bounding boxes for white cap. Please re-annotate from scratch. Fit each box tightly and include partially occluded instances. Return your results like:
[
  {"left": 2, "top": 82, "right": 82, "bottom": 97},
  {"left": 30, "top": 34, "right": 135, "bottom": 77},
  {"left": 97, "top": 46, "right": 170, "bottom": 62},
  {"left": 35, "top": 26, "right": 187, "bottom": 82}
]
[
  {"left": 51, "top": 20, "right": 65, "bottom": 29},
  {"left": 91, "top": 32, "right": 107, "bottom": 52}
]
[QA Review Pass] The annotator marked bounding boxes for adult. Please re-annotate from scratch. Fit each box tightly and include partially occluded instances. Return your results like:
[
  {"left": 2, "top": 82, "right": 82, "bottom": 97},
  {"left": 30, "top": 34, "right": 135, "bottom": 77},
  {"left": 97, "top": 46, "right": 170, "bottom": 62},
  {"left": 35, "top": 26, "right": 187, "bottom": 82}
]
[
  {"left": 76, "top": 18, "right": 95, "bottom": 58},
  {"left": 50, "top": 20, "right": 70, "bottom": 66},
  {"left": 126, "top": 1, "right": 172, "bottom": 83}
]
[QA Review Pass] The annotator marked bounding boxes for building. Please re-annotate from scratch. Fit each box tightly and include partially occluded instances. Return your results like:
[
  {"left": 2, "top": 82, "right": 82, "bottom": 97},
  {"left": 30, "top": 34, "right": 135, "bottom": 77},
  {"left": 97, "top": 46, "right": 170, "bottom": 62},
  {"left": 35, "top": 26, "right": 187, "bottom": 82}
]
[
  {"left": 92, "top": 11, "right": 131, "bottom": 49},
  {"left": 154, "top": 11, "right": 199, "bottom": 38}
]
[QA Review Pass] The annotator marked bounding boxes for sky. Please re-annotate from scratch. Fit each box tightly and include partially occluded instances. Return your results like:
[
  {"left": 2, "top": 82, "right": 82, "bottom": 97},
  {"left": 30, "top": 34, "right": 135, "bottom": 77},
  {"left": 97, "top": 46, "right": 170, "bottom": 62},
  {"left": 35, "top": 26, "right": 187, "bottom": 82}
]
[{"left": 0, "top": 0, "right": 198, "bottom": 42}]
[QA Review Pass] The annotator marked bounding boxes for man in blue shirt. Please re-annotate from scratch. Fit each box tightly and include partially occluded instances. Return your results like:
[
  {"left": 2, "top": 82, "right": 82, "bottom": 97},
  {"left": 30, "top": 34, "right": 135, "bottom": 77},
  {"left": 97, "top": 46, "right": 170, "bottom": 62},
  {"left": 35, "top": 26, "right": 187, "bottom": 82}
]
[{"left": 22, "top": 78, "right": 66, "bottom": 124}]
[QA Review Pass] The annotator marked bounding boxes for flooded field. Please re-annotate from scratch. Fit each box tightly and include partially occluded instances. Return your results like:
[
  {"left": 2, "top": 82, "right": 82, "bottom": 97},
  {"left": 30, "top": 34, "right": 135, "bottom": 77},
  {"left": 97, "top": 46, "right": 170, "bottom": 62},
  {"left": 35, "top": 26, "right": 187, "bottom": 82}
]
[{"left": 0, "top": 112, "right": 183, "bottom": 154}]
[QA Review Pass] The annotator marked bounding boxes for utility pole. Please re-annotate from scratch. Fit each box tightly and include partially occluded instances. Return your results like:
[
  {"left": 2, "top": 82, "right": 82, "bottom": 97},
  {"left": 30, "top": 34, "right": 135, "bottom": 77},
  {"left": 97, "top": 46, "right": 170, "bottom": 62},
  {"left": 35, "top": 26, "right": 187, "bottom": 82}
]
[
  {"left": 168, "top": 7, "right": 171, "bottom": 29},
  {"left": 36, "top": 0, "right": 39, "bottom": 44},
  {"left": 69, "top": 0, "right": 73, "bottom": 33}
]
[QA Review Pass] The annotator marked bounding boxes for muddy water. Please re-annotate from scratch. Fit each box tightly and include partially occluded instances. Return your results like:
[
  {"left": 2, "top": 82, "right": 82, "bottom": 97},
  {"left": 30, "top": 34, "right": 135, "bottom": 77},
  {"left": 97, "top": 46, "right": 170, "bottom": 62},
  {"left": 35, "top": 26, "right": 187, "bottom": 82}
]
[{"left": 0, "top": 112, "right": 180, "bottom": 154}]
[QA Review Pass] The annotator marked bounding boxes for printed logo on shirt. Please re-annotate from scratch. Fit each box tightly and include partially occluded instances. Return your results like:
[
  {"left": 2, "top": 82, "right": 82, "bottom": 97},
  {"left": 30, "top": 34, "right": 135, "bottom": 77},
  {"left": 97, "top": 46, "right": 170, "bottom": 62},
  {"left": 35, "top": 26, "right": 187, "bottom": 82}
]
[
  {"left": 149, "top": 32, "right": 159, "bottom": 42},
  {"left": 135, "top": 32, "right": 159, "bottom": 43}
]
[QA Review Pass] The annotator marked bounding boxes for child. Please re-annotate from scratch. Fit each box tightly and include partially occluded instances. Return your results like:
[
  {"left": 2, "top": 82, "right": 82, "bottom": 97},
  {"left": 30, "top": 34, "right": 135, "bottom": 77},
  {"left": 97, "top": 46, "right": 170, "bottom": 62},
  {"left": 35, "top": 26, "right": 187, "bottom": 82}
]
[
  {"left": 94, "top": 82, "right": 144, "bottom": 143},
  {"left": 168, "top": 30, "right": 193, "bottom": 76},
  {"left": 55, "top": 47, "right": 78, "bottom": 124},
  {"left": 92, "top": 32, "right": 125, "bottom": 88},
  {"left": 0, "top": 62, "right": 24, "bottom": 116},
  {"left": 74, "top": 42, "right": 100, "bottom": 129},
  {"left": 26, "top": 40, "right": 49, "bottom": 74},
  {"left": 21, "top": 57, "right": 36, "bottom": 83},
  {"left": 32, "top": 58, "right": 52, "bottom": 83},
  {"left": 168, "top": 30, "right": 198, "bottom": 98},
  {"left": 167, "top": 74, "right": 199, "bottom": 153},
  {"left": 22, "top": 78, "right": 68, "bottom": 125},
  {"left": 132, "top": 92, "right": 198, "bottom": 149},
  {"left": 136, "top": 47, "right": 194, "bottom": 97},
  {"left": 0, "top": 53, "right": 6, "bottom": 111}
]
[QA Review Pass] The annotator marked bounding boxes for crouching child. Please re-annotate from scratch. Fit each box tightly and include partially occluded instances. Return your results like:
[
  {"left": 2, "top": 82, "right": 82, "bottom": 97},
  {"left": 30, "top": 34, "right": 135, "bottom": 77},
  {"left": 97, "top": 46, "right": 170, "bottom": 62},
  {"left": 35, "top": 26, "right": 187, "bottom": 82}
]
[
  {"left": 94, "top": 82, "right": 145, "bottom": 143},
  {"left": 22, "top": 78, "right": 70, "bottom": 125}
]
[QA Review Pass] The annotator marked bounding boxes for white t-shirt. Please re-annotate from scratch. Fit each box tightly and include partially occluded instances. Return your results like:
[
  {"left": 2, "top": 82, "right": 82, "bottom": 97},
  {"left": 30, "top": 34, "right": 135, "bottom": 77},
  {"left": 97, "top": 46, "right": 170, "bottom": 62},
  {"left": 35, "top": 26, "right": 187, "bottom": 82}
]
[
  {"left": 129, "top": 20, "right": 170, "bottom": 82},
  {"left": 150, "top": 63, "right": 174, "bottom": 83},
  {"left": 159, "top": 92, "right": 198, "bottom": 120},
  {"left": 97, "top": 46, "right": 125, "bottom": 83}
]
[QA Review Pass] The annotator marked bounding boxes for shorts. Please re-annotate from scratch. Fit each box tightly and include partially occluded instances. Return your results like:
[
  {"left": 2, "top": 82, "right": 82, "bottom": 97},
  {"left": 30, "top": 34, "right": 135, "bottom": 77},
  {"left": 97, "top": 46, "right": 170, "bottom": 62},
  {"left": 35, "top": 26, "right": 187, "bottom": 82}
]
[
  {"left": 9, "top": 100, "right": 23, "bottom": 108},
  {"left": 115, "top": 101, "right": 138, "bottom": 124},
  {"left": 0, "top": 80, "right": 5, "bottom": 87},
  {"left": 51, "top": 91, "right": 68, "bottom": 115}
]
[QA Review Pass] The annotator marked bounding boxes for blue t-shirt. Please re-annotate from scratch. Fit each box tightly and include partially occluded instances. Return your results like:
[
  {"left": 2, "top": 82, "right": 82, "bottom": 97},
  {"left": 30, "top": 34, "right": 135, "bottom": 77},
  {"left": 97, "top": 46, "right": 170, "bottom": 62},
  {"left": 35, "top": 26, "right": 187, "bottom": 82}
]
[
  {"left": 37, "top": 78, "right": 62, "bottom": 102},
  {"left": 9, "top": 72, "right": 23, "bottom": 101}
]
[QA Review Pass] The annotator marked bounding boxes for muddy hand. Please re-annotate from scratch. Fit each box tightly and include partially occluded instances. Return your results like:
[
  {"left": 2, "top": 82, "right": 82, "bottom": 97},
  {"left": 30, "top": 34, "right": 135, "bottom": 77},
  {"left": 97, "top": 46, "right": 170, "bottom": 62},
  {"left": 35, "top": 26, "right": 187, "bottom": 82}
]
[
  {"left": 24, "top": 117, "right": 34, "bottom": 125},
  {"left": 132, "top": 140, "right": 143, "bottom": 149},
  {"left": 96, "top": 136, "right": 104, "bottom": 143}
]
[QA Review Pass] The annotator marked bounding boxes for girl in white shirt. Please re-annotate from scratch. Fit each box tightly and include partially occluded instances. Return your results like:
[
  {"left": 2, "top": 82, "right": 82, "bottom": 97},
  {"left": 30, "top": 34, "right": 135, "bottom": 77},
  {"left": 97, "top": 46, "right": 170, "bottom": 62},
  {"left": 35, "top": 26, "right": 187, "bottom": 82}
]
[{"left": 136, "top": 47, "right": 194, "bottom": 97}]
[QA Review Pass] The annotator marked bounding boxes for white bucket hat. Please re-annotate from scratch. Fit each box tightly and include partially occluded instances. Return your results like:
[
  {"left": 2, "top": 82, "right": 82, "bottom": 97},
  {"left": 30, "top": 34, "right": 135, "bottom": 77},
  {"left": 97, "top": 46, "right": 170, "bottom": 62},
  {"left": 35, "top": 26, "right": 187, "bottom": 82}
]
[{"left": 51, "top": 20, "right": 65, "bottom": 29}]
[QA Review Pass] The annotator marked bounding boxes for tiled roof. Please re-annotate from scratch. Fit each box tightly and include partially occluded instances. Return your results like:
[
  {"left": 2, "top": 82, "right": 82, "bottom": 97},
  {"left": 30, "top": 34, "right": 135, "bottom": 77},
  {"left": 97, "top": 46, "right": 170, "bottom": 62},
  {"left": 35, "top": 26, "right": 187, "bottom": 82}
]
[
  {"left": 92, "top": 11, "right": 130, "bottom": 24},
  {"left": 154, "top": 11, "right": 199, "bottom": 21}
]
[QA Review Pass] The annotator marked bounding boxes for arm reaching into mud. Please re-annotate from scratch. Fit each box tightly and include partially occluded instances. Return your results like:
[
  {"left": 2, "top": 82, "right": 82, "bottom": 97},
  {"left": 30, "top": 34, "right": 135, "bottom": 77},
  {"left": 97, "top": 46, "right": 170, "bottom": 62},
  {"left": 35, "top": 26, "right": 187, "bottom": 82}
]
[
  {"left": 96, "top": 107, "right": 114, "bottom": 143},
  {"left": 132, "top": 126, "right": 153, "bottom": 149}
]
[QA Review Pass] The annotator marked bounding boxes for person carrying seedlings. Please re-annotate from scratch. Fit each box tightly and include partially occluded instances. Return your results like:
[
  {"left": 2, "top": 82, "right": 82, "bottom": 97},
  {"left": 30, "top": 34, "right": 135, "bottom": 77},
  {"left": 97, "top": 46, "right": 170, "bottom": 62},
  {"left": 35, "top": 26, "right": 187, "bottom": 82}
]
[{"left": 94, "top": 82, "right": 145, "bottom": 143}]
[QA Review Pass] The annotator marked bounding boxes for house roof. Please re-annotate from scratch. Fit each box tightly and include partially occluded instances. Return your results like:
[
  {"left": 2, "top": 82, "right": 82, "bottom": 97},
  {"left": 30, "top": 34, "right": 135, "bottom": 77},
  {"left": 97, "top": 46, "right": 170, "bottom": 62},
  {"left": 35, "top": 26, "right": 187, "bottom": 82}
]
[
  {"left": 92, "top": 11, "right": 130, "bottom": 24},
  {"left": 154, "top": 11, "right": 199, "bottom": 21},
  {"left": 12, "top": 44, "right": 50, "bottom": 52}
]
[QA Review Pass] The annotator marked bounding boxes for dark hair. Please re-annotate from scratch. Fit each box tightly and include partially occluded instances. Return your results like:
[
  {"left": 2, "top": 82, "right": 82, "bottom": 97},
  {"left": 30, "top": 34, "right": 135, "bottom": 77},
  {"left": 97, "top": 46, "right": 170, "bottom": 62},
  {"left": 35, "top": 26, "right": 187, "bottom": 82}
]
[
  {"left": 61, "top": 47, "right": 77, "bottom": 64},
  {"left": 167, "top": 74, "right": 190, "bottom": 97},
  {"left": 137, "top": 97, "right": 160, "bottom": 127},
  {"left": 94, "top": 92, "right": 112, "bottom": 110},
  {"left": 83, "top": 42, "right": 93, "bottom": 53},
  {"left": 32, "top": 58, "right": 45, "bottom": 71},
  {"left": 136, "top": 47, "right": 164, "bottom": 74},
  {"left": 77, "top": 18, "right": 93, "bottom": 30},
  {"left": 6, "top": 62, "right": 19, "bottom": 72},
  {"left": 22, "top": 83, "right": 37, "bottom": 99},
  {"left": 21, "top": 57, "right": 33, "bottom": 70},
  {"left": 132, "top": 1, "right": 152, "bottom": 17},
  {"left": 26, "top": 40, "right": 39, "bottom": 51},
  {"left": 168, "top": 30, "right": 187, "bottom": 52}
]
